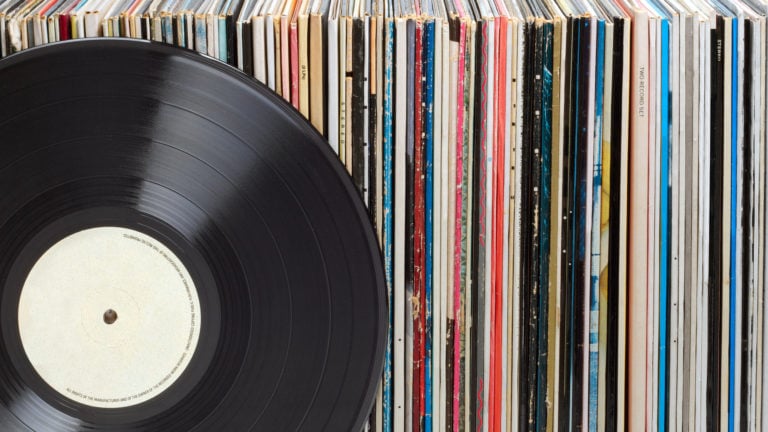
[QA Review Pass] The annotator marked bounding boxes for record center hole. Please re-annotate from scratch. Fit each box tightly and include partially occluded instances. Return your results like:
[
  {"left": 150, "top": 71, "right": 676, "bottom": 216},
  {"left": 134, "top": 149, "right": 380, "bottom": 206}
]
[{"left": 103, "top": 309, "right": 118, "bottom": 325}]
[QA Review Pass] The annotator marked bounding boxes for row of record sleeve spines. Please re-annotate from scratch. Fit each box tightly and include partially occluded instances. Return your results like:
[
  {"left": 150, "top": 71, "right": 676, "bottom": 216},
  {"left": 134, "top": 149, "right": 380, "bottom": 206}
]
[
  {"left": 0, "top": 0, "right": 624, "bottom": 61},
  {"left": 5, "top": 0, "right": 768, "bottom": 431}
]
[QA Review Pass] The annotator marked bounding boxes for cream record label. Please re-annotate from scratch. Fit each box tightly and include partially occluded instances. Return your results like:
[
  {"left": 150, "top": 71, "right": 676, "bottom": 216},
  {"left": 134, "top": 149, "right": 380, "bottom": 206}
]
[{"left": 18, "top": 227, "right": 201, "bottom": 409}]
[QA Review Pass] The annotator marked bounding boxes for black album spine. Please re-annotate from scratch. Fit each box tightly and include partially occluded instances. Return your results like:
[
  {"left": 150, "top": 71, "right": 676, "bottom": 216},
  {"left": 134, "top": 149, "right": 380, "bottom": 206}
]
[
  {"left": 518, "top": 19, "right": 536, "bottom": 432},
  {"left": 242, "top": 21, "right": 254, "bottom": 76},
  {"left": 171, "top": 16, "right": 179, "bottom": 45},
  {"left": 227, "top": 13, "right": 237, "bottom": 66},
  {"left": 558, "top": 15, "right": 577, "bottom": 432},
  {"left": 143, "top": 17, "right": 151, "bottom": 41},
  {"left": 529, "top": 19, "right": 545, "bottom": 431},
  {"left": 605, "top": 16, "right": 625, "bottom": 432},
  {"left": 573, "top": 16, "right": 593, "bottom": 430},
  {"left": 353, "top": 18, "right": 367, "bottom": 197},
  {"left": 707, "top": 15, "right": 725, "bottom": 431}
]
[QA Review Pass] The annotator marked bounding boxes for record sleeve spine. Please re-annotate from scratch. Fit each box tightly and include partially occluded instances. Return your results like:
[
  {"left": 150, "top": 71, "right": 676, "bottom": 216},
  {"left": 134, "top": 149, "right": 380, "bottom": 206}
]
[{"left": 627, "top": 10, "right": 649, "bottom": 432}]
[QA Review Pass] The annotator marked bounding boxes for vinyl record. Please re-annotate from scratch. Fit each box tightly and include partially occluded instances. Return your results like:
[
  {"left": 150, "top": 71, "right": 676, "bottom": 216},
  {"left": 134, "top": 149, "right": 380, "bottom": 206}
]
[{"left": 0, "top": 38, "right": 386, "bottom": 431}]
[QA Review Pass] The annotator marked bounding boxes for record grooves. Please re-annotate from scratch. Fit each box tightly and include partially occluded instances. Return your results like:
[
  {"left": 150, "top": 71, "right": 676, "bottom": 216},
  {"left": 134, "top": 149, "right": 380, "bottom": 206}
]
[{"left": 0, "top": 39, "right": 386, "bottom": 432}]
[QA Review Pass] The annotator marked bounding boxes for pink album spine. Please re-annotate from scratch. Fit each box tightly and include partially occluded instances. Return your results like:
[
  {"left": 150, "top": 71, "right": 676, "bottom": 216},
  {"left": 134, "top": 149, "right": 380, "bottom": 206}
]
[
  {"left": 290, "top": 22, "right": 300, "bottom": 109},
  {"left": 280, "top": 17, "right": 291, "bottom": 103}
]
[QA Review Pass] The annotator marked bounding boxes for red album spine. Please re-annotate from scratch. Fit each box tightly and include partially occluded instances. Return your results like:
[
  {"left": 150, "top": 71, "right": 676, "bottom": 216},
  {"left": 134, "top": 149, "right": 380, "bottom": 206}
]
[
  {"left": 491, "top": 18, "right": 506, "bottom": 432},
  {"left": 60, "top": 15, "right": 70, "bottom": 41},
  {"left": 413, "top": 20, "right": 425, "bottom": 432},
  {"left": 38, "top": 0, "right": 58, "bottom": 20}
]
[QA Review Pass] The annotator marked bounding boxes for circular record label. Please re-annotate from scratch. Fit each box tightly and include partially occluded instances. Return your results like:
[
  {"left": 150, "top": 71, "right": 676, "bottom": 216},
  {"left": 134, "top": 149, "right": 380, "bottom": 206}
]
[{"left": 17, "top": 227, "right": 201, "bottom": 408}]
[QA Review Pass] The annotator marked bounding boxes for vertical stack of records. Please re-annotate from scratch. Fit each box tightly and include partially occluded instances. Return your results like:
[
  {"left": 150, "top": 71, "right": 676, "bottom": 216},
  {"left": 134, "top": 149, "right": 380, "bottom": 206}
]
[{"left": 3, "top": 0, "right": 768, "bottom": 427}]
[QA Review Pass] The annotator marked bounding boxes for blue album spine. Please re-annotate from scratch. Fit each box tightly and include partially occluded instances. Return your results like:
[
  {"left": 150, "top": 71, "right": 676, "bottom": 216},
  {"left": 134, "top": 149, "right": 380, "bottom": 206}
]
[
  {"left": 163, "top": 15, "right": 173, "bottom": 44},
  {"left": 728, "top": 18, "right": 739, "bottom": 432},
  {"left": 382, "top": 18, "right": 395, "bottom": 432},
  {"left": 658, "top": 17, "right": 670, "bottom": 431},
  {"left": 424, "top": 18, "right": 436, "bottom": 432},
  {"left": 588, "top": 18, "right": 605, "bottom": 432},
  {"left": 195, "top": 18, "right": 207, "bottom": 55},
  {"left": 219, "top": 16, "right": 228, "bottom": 62}
]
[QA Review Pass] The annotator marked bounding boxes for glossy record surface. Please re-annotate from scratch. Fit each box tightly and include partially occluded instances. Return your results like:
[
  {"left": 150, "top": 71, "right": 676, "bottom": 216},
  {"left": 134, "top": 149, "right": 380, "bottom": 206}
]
[{"left": 0, "top": 39, "right": 385, "bottom": 431}]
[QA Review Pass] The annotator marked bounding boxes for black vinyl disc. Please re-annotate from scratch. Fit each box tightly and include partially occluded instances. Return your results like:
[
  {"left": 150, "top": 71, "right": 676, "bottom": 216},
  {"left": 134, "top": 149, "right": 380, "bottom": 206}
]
[{"left": 0, "top": 39, "right": 385, "bottom": 431}]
